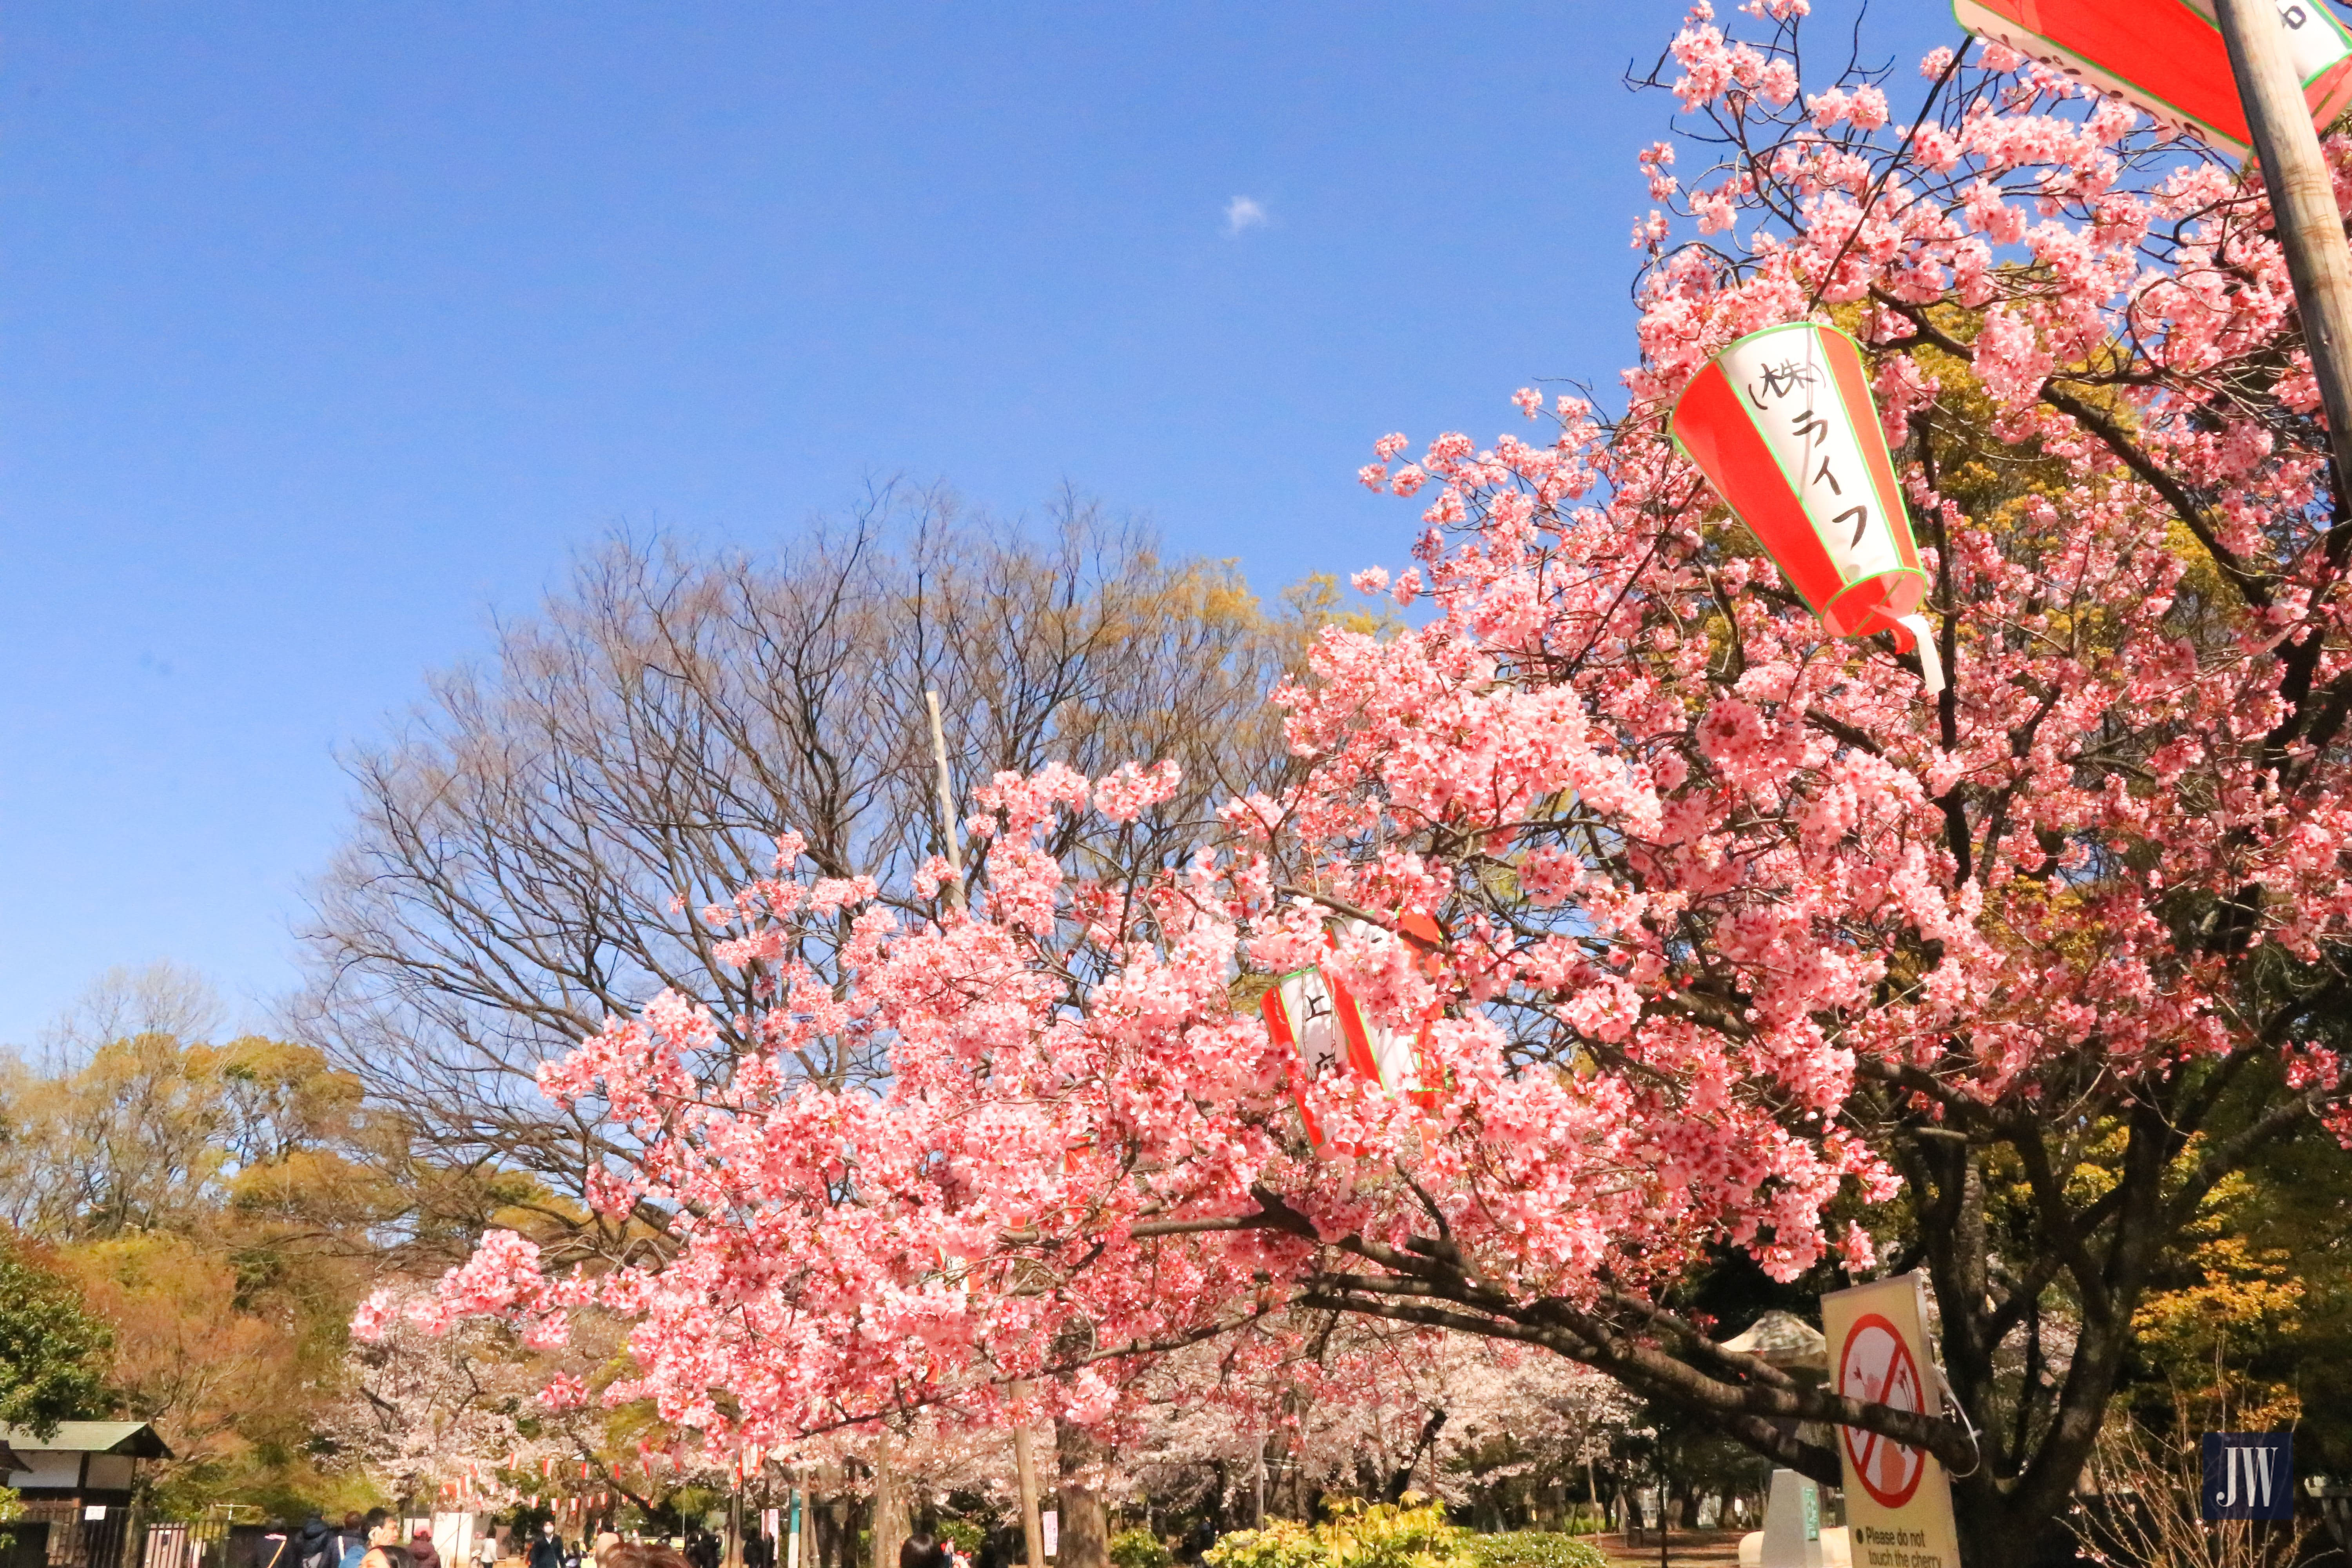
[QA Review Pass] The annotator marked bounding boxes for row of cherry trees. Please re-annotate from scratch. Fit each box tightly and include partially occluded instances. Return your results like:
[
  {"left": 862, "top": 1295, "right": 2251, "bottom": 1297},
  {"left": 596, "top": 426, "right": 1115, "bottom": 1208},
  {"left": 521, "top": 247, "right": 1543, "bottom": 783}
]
[
  {"left": 373, "top": 3, "right": 2352, "bottom": 1561},
  {"left": 339, "top": 1292, "right": 1635, "bottom": 1544}
]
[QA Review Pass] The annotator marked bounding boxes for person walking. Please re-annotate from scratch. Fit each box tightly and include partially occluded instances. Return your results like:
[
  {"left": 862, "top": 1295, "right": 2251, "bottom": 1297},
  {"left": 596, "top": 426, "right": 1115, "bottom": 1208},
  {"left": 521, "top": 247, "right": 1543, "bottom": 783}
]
[
  {"left": 361, "top": 1521, "right": 410, "bottom": 1568},
  {"left": 896, "top": 1526, "right": 947, "bottom": 1568},
  {"left": 296, "top": 1518, "right": 337, "bottom": 1568},
  {"left": 529, "top": 1523, "right": 566, "bottom": 1568},
  {"left": 410, "top": 1527, "right": 444, "bottom": 1568},
  {"left": 336, "top": 1515, "right": 372, "bottom": 1568}
]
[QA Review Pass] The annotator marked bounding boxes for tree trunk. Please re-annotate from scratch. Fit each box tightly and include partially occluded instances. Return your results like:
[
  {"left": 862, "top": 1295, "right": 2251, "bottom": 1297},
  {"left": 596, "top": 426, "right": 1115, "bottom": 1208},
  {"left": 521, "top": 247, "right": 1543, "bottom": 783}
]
[
  {"left": 1953, "top": 1502, "right": 2086, "bottom": 1568},
  {"left": 816, "top": 1495, "right": 849, "bottom": 1568},
  {"left": 1053, "top": 1419, "right": 1110, "bottom": 1568}
]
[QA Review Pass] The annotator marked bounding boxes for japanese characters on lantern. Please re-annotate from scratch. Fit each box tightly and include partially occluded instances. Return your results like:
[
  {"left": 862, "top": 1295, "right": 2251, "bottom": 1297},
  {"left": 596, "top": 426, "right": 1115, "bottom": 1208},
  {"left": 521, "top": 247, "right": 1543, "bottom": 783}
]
[
  {"left": 1260, "top": 913, "right": 1443, "bottom": 1146},
  {"left": 1670, "top": 321, "right": 1944, "bottom": 695},
  {"left": 1952, "top": 0, "right": 2352, "bottom": 156}
]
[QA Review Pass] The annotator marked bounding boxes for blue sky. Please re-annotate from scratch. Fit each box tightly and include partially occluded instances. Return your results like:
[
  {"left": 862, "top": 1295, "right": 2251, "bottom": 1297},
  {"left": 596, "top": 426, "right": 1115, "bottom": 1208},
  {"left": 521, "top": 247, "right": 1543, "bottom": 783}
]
[{"left": 0, "top": 0, "right": 1956, "bottom": 1047}]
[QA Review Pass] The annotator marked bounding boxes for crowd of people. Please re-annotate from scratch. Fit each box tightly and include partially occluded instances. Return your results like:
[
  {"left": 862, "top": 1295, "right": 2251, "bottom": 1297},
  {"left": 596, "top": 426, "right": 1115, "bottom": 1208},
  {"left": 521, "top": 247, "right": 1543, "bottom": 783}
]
[
  {"left": 252, "top": 1507, "right": 990, "bottom": 1568},
  {"left": 254, "top": 1514, "right": 775, "bottom": 1568},
  {"left": 258, "top": 1512, "right": 472, "bottom": 1568}
]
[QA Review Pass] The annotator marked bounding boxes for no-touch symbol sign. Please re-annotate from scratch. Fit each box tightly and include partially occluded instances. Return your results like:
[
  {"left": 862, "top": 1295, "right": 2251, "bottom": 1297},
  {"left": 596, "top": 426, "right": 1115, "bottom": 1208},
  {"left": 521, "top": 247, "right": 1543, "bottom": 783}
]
[
  {"left": 1824, "top": 1274, "right": 1960, "bottom": 1567},
  {"left": 1838, "top": 1311, "right": 1927, "bottom": 1508}
]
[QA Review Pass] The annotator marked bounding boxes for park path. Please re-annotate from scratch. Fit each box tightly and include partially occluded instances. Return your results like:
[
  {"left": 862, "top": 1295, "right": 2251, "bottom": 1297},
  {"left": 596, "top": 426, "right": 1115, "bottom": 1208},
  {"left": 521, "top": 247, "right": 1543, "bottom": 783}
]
[{"left": 1592, "top": 1529, "right": 1748, "bottom": 1567}]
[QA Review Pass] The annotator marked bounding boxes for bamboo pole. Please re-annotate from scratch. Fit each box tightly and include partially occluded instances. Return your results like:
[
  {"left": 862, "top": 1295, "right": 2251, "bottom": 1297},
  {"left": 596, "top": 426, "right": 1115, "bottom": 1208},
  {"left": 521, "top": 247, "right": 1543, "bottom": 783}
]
[{"left": 2215, "top": 0, "right": 2352, "bottom": 496}]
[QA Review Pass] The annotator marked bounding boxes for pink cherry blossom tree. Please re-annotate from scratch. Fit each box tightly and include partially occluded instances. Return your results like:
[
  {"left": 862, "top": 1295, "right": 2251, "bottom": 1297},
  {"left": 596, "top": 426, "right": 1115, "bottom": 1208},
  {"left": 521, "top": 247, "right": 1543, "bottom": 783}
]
[
  {"left": 329, "top": 1283, "right": 601, "bottom": 1510},
  {"left": 379, "top": 4, "right": 2352, "bottom": 1561},
  {"left": 1104, "top": 1317, "right": 1633, "bottom": 1523}
]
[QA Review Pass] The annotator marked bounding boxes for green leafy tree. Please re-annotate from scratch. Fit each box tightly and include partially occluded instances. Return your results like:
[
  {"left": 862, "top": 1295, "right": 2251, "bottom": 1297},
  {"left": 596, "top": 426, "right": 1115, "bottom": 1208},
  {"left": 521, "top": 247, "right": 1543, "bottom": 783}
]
[{"left": 0, "top": 1244, "right": 112, "bottom": 1437}]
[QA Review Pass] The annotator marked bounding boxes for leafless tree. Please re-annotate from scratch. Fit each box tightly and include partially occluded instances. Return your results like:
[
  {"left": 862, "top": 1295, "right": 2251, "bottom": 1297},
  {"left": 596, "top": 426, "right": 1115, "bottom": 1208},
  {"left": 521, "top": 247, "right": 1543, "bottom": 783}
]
[
  {"left": 34, "top": 961, "right": 227, "bottom": 1064},
  {"left": 294, "top": 481, "right": 1308, "bottom": 1262}
]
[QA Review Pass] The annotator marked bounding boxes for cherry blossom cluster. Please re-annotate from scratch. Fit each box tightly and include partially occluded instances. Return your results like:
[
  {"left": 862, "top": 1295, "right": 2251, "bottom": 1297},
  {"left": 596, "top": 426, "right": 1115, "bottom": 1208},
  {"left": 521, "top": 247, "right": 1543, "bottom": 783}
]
[{"left": 374, "top": 0, "right": 2352, "bottom": 1474}]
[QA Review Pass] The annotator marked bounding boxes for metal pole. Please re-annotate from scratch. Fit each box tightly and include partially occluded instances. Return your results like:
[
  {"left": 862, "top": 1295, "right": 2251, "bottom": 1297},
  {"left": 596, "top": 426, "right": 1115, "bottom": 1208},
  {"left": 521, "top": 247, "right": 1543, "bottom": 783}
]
[{"left": 2215, "top": 0, "right": 2352, "bottom": 495}]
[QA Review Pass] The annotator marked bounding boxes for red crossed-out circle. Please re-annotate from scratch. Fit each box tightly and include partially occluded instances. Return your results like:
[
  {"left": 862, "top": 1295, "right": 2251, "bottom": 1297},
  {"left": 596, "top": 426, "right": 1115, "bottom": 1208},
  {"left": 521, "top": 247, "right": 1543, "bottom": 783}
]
[{"left": 1838, "top": 1312, "right": 1927, "bottom": 1509}]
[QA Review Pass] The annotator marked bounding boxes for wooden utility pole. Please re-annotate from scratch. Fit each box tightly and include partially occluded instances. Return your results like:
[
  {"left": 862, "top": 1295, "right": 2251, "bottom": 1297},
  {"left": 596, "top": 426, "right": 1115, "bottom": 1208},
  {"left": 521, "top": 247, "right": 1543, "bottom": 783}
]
[
  {"left": 923, "top": 688, "right": 1044, "bottom": 1568},
  {"left": 2216, "top": 0, "right": 2352, "bottom": 495},
  {"left": 1012, "top": 1409, "right": 1047, "bottom": 1568},
  {"left": 871, "top": 1439, "right": 897, "bottom": 1568}
]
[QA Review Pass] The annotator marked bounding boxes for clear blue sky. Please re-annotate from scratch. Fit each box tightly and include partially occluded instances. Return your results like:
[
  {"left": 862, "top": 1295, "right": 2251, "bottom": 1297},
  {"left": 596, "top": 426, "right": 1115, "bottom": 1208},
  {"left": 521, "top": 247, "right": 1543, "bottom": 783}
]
[{"left": 0, "top": 0, "right": 1955, "bottom": 1047}]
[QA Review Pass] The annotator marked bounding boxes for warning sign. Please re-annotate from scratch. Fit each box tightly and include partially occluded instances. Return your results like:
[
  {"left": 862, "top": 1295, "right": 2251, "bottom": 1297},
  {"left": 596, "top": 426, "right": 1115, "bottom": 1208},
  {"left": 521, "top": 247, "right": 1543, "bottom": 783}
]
[
  {"left": 1822, "top": 1275, "right": 1964, "bottom": 1568},
  {"left": 1839, "top": 1312, "right": 1928, "bottom": 1508}
]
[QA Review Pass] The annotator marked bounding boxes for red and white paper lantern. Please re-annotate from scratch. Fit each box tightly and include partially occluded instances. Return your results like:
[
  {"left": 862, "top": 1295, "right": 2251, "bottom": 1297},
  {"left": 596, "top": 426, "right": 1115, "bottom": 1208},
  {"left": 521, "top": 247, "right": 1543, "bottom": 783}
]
[
  {"left": 1261, "top": 912, "right": 1444, "bottom": 1145},
  {"left": 1953, "top": 0, "right": 2352, "bottom": 157},
  {"left": 1671, "top": 321, "right": 1943, "bottom": 695}
]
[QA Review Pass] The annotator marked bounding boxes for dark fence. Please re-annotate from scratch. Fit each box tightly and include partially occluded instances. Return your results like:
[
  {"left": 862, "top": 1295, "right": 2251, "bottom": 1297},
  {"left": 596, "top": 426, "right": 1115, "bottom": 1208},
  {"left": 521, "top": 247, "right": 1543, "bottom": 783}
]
[{"left": 5, "top": 1503, "right": 139, "bottom": 1568}]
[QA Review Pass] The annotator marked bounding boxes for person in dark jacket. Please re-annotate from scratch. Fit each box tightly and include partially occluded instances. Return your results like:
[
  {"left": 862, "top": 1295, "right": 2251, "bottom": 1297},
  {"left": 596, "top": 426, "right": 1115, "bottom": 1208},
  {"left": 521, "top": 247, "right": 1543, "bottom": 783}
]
[
  {"left": 528, "top": 1523, "right": 566, "bottom": 1568},
  {"left": 295, "top": 1520, "right": 338, "bottom": 1568},
  {"left": 336, "top": 1515, "right": 372, "bottom": 1568},
  {"left": 409, "top": 1528, "right": 443, "bottom": 1568},
  {"left": 897, "top": 1529, "right": 947, "bottom": 1568}
]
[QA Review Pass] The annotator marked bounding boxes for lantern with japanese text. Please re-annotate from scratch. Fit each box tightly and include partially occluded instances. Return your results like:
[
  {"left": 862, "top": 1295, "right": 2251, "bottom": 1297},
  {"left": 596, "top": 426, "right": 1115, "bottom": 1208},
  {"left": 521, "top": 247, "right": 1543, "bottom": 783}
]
[
  {"left": 1260, "top": 912, "right": 1444, "bottom": 1146},
  {"left": 1953, "top": 0, "right": 2352, "bottom": 156},
  {"left": 1670, "top": 321, "right": 1944, "bottom": 694}
]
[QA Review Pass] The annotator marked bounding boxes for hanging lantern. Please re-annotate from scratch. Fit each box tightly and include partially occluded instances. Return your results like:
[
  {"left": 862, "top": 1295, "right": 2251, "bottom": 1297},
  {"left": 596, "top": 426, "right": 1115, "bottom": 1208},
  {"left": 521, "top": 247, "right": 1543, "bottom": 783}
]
[
  {"left": 1261, "top": 912, "right": 1445, "bottom": 1145},
  {"left": 1953, "top": 0, "right": 2352, "bottom": 156},
  {"left": 1671, "top": 321, "right": 1944, "bottom": 693}
]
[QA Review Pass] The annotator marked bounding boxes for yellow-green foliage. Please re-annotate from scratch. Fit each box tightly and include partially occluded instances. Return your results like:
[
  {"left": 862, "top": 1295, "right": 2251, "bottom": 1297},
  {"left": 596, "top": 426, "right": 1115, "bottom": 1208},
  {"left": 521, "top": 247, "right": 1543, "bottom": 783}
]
[
  {"left": 1459, "top": 1537, "right": 1608, "bottom": 1568},
  {"left": 1204, "top": 1503, "right": 1603, "bottom": 1568},
  {"left": 2129, "top": 1170, "right": 2307, "bottom": 1432},
  {"left": 1108, "top": 1529, "right": 1173, "bottom": 1568}
]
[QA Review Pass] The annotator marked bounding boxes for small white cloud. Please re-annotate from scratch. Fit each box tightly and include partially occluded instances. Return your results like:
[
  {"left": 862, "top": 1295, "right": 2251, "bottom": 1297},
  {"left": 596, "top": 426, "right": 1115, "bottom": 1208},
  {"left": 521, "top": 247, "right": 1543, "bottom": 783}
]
[{"left": 1224, "top": 195, "right": 1267, "bottom": 236}]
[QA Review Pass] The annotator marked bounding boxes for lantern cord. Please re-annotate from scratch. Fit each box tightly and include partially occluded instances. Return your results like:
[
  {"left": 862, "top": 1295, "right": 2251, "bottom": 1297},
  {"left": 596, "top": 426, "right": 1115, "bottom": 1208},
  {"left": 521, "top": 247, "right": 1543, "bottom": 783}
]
[
  {"left": 1932, "top": 1361, "right": 1985, "bottom": 1481},
  {"left": 1896, "top": 612, "right": 1945, "bottom": 695},
  {"left": 1803, "top": 34, "right": 1971, "bottom": 316}
]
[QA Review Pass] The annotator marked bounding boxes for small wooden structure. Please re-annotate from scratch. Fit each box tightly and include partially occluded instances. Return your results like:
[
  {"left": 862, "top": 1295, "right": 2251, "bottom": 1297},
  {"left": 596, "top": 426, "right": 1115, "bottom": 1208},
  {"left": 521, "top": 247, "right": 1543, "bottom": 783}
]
[{"left": 0, "top": 1423, "right": 174, "bottom": 1568}]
